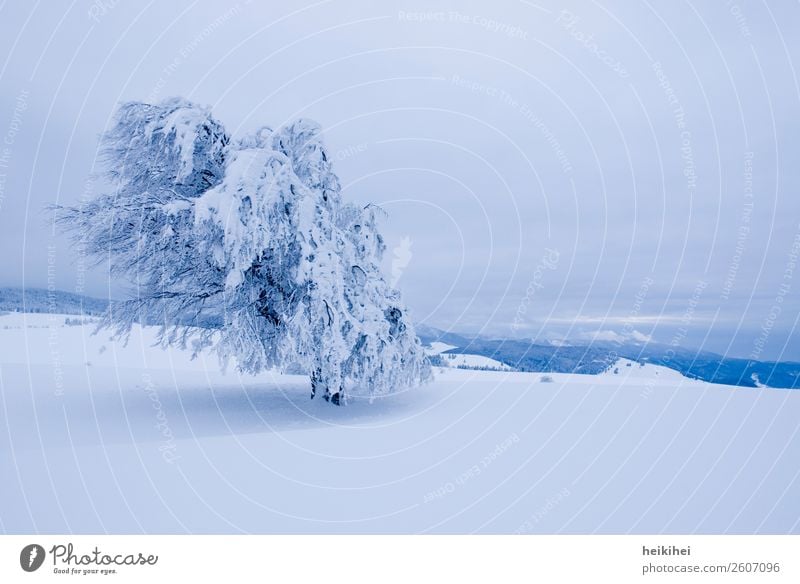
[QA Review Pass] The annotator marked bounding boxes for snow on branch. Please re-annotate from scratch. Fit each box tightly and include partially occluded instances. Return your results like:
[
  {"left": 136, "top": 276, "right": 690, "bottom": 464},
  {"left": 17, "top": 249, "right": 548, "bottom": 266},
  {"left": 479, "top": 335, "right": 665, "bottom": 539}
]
[{"left": 53, "top": 98, "right": 431, "bottom": 404}]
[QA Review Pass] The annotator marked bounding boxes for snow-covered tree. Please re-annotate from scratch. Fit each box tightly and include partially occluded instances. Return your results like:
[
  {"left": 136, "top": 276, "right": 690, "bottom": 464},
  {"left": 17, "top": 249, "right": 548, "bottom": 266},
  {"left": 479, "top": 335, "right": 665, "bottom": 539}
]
[{"left": 55, "top": 98, "right": 430, "bottom": 404}]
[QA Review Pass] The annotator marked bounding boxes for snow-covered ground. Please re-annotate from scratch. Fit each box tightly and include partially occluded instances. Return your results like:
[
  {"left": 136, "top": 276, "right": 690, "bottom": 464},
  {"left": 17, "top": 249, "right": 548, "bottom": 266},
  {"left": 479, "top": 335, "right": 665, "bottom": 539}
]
[
  {"left": 426, "top": 341, "right": 457, "bottom": 355},
  {"left": 426, "top": 341, "right": 516, "bottom": 371},
  {"left": 439, "top": 353, "right": 516, "bottom": 371},
  {"left": 1, "top": 313, "right": 799, "bottom": 533}
]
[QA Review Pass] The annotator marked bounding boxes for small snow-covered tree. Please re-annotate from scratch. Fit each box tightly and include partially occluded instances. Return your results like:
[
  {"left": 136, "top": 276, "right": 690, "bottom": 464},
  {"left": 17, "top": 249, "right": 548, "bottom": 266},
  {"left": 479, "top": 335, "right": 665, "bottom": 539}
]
[{"left": 55, "top": 98, "right": 430, "bottom": 404}]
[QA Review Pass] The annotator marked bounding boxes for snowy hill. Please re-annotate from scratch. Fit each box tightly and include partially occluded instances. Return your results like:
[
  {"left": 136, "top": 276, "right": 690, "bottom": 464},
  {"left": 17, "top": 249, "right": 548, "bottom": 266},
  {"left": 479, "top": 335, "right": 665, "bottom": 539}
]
[
  {"left": 0, "top": 287, "right": 109, "bottom": 315},
  {"left": 417, "top": 326, "right": 800, "bottom": 389},
  {"left": 425, "top": 341, "right": 515, "bottom": 371},
  {"left": 1, "top": 312, "right": 799, "bottom": 534},
  {"left": 4, "top": 292, "right": 799, "bottom": 388},
  {"left": 438, "top": 352, "right": 516, "bottom": 371}
]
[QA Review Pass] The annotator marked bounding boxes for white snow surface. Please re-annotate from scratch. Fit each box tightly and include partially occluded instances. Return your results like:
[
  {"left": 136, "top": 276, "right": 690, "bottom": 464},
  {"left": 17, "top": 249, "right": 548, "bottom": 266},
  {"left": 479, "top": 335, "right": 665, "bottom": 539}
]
[
  {"left": 438, "top": 352, "right": 516, "bottom": 371},
  {"left": 1, "top": 313, "right": 799, "bottom": 534},
  {"left": 425, "top": 343, "right": 515, "bottom": 371},
  {"left": 426, "top": 342, "right": 457, "bottom": 355}
]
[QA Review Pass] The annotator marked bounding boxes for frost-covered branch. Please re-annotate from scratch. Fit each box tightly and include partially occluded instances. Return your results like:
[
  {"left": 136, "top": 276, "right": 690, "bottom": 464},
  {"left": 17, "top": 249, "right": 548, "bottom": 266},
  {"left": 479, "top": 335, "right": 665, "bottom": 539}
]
[{"left": 53, "top": 98, "right": 431, "bottom": 404}]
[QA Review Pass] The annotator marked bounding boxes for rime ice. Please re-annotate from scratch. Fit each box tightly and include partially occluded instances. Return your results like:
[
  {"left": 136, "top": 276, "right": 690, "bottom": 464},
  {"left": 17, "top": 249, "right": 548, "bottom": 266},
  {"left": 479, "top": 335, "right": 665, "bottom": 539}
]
[{"left": 54, "top": 98, "right": 430, "bottom": 404}]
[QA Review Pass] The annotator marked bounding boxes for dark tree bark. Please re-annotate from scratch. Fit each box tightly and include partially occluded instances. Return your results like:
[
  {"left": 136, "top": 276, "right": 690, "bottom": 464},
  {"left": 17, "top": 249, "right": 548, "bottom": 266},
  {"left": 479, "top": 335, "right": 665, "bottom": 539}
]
[
  {"left": 310, "top": 368, "right": 321, "bottom": 400},
  {"left": 310, "top": 367, "right": 343, "bottom": 405}
]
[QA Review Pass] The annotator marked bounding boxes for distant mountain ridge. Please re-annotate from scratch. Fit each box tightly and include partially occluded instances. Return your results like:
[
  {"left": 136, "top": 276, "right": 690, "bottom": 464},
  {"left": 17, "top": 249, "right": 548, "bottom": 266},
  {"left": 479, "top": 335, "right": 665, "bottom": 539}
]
[
  {"left": 0, "top": 287, "right": 221, "bottom": 328},
  {"left": 0, "top": 287, "right": 109, "bottom": 315},
  {"left": 417, "top": 326, "right": 800, "bottom": 389},
  {"left": 3, "top": 288, "right": 798, "bottom": 389}
]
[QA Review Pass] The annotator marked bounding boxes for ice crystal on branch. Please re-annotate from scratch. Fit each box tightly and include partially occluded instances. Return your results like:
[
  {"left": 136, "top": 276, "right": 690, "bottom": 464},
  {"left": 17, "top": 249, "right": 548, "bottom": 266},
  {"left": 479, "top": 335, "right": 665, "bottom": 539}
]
[{"left": 55, "top": 99, "right": 430, "bottom": 404}]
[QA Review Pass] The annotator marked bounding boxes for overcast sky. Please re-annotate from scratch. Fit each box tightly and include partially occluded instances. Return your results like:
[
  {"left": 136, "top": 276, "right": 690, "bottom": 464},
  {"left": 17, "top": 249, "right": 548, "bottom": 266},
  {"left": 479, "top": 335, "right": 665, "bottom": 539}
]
[{"left": 1, "top": 0, "right": 798, "bottom": 359}]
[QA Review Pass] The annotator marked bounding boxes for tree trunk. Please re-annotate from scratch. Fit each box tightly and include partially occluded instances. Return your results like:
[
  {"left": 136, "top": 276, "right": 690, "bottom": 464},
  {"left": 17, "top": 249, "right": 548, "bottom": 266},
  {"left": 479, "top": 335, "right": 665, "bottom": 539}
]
[
  {"left": 310, "top": 368, "right": 343, "bottom": 405},
  {"left": 310, "top": 368, "right": 321, "bottom": 400}
]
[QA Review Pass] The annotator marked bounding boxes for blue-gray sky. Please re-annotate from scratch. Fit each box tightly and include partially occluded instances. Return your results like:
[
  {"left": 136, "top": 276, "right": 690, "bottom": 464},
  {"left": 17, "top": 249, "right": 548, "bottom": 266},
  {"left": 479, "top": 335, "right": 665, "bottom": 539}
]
[{"left": 1, "top": 0, "right": 798, "bottom": 359}]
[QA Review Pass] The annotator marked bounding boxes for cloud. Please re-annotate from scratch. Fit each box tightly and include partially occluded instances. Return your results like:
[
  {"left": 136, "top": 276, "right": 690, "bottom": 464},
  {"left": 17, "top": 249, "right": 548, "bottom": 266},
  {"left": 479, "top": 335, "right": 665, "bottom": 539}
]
[
  {"left": 546, "top": 315, "right": 712, "bottom": 326},
  {"left": 576, "top": 329, "right": 652, "bottom": 343}
]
